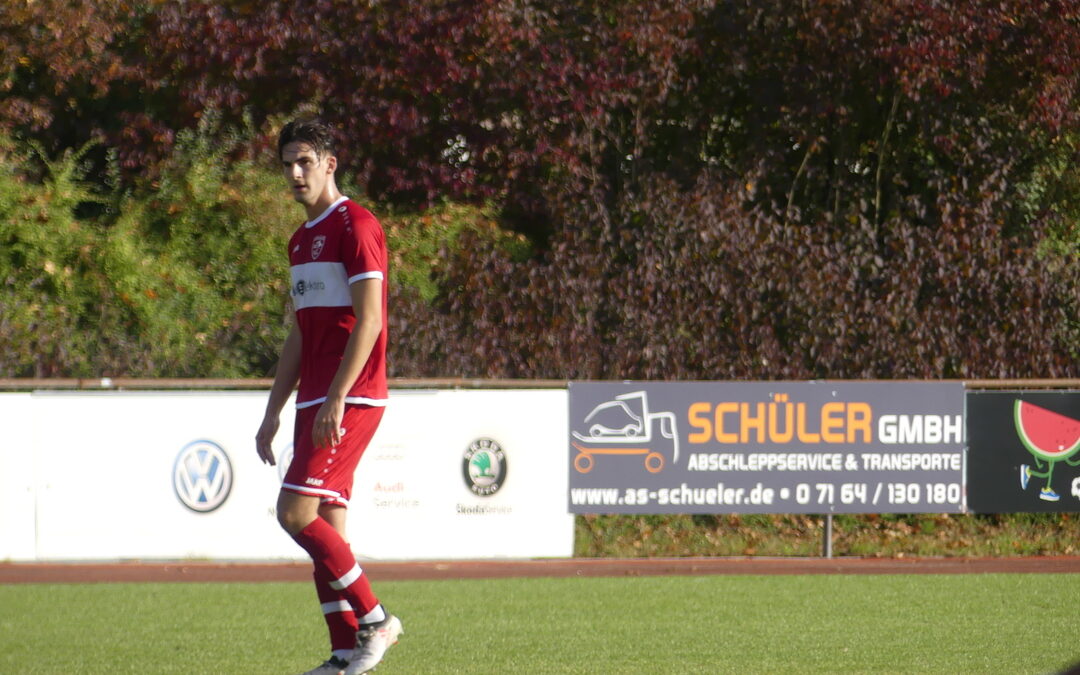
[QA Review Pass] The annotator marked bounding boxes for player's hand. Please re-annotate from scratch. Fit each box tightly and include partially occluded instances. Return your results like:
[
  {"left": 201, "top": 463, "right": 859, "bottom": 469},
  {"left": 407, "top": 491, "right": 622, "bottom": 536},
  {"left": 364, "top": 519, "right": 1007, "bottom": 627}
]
[
  {"left": 255, "top": 414, "right": 280, "bottom": 465},
  {"left": 313, "top": 398, "right": 346, "bottom": 449}
]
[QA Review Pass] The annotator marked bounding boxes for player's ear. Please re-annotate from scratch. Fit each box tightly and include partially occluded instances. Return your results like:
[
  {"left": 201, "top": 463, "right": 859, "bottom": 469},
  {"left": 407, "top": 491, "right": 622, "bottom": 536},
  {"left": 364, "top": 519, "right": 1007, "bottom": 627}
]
[{"left": 325, "top": 154, "right": 337, "bottom": 174}]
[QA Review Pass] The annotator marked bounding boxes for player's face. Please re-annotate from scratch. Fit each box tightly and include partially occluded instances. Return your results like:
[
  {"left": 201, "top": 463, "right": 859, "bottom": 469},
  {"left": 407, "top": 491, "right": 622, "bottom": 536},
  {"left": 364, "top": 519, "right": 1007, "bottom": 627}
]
[{"left": 281, "top": 141, "right": 335, "bottom": 207}]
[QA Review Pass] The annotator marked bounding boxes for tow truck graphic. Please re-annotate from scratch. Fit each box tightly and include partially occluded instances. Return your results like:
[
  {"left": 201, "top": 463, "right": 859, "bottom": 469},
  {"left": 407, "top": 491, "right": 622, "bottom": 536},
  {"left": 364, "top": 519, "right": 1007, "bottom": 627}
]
[{"left": 571, "top": 391, "right": 679, "bottom": 474}]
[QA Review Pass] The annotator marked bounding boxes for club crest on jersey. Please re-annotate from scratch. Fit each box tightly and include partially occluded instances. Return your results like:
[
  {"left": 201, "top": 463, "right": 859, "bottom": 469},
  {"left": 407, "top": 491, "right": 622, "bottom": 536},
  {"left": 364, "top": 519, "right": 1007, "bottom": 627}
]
[{"left": 311, "top": 235, "right": 326, "bottom": 260}]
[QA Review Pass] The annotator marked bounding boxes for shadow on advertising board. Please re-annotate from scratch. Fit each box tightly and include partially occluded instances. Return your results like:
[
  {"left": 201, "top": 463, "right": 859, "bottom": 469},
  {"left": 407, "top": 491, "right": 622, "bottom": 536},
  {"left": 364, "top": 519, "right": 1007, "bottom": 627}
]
[{"left": 967, "top": 391, "right": 1080, "bottom": 512}]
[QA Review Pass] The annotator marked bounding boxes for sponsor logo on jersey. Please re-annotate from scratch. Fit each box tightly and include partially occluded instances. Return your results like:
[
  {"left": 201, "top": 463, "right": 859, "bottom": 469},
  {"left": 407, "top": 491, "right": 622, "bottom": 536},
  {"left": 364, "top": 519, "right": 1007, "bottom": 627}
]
[
  {"left": 173, "top": 440, "right": 233, "bottom": 513},
  {"left": 462, "top": 438, "right": 507, "bottom": 497},
  {"left": 311, "top": 234, "right": 326, "bottom": 260},
  {"left": 292, "top": 279, "right": 327, "bottom": 296}
]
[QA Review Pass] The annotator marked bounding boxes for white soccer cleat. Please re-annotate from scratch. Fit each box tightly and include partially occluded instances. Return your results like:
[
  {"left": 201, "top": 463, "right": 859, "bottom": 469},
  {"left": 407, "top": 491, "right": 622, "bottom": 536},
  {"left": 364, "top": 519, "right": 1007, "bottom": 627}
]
[
  {"left": 344, "top": 614, "right": 403, "bottom": 674},
  {"left": 299, "top": 655, "right": 349, "bottom": 675}
]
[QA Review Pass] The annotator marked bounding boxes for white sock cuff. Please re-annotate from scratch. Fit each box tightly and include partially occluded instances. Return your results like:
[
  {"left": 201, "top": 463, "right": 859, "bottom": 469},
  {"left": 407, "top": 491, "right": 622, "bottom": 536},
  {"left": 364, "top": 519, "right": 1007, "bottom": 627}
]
[{"left": 358, "top": 604, "right": 386, "bottom": 625}]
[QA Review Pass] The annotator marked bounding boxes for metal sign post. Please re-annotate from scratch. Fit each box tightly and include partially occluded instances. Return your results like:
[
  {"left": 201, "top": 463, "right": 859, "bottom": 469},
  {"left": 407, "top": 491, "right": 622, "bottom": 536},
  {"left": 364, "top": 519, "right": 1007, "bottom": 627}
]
[{"left": 823, "top": 514, "right": 833, "bottom": 558}]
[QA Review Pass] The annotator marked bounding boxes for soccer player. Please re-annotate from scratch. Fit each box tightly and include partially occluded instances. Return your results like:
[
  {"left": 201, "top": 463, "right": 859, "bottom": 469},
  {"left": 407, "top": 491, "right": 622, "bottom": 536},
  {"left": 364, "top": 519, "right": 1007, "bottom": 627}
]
[{"left": 255, "top": 119, "right": 403, "bottom": 675}]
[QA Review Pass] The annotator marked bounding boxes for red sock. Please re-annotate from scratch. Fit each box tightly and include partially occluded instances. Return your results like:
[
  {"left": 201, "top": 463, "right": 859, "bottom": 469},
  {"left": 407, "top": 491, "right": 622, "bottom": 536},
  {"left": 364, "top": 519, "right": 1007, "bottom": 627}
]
[
  {"left": 314, "top": 568, "right": 359, "bottom": 652},
  {"left": 293, "top": 517, "right": 379, "bottom": 616}
]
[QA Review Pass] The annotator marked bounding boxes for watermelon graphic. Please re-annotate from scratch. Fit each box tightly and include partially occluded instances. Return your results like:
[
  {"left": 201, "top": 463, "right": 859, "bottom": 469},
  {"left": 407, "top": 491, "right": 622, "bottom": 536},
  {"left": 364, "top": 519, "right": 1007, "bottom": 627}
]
[
  {"left": 1014, "top": 400, "right": 1080, "bottom": 462},
  {"left": 1014, "top": 399, "right": 1080, "bottom": 502}
]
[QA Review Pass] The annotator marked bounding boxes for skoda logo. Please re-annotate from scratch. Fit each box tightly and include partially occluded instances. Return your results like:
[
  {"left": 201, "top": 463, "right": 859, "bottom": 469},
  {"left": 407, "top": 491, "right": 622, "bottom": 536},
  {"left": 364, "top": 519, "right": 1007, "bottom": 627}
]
[
  {"left": 463, "top": 438, "right": 507, "bottom": 497},
  {"left": 173, "top": 440, "right": 233, "bottom": 513}
]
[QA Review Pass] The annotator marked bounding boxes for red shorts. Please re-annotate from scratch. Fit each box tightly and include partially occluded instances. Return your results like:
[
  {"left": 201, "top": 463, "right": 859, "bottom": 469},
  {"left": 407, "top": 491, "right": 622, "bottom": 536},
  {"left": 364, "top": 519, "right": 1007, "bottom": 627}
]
[{"left": 282, "top": 404, "right": 385, "bottom": 507}]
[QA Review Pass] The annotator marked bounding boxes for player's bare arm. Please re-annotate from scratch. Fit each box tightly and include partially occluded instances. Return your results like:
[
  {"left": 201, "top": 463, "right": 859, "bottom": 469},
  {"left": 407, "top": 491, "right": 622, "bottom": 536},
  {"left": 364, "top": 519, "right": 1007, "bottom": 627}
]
[
  {"left": 311, "top": 278, "right": 383, "bottom": 449},
  {"left": 256, "top": 322, "right": 302, "bottom": 465}
]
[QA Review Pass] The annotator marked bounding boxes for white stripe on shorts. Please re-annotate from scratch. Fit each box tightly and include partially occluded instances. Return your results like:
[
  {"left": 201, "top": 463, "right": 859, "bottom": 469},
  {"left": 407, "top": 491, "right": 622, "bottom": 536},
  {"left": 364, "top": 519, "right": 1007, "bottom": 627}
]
[
  {"left": 280, "top": 482, "right": 351, "bottom": 507},
  {"left": 281, "top": 482, "right": 342, "bottom": 499},
  {"left": 295, "top": 395, "right": 389, "bottom": 410}
]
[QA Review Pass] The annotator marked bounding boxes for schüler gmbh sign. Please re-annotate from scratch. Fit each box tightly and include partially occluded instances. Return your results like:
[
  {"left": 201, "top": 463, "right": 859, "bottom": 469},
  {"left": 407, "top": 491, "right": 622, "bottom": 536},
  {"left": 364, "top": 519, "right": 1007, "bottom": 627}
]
[{"left": 567, "top": 382, "right": 965, "bottom": 515}]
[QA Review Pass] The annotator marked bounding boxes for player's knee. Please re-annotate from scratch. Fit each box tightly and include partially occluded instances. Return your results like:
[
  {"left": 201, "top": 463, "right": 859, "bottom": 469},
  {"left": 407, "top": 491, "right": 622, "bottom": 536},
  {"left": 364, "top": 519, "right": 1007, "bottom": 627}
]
[
  {"left": 276, "top": 506, "right": 299, "bottom": 533},
  {"left": 276, "top": 492, "right": 317, "bottom": 534}
]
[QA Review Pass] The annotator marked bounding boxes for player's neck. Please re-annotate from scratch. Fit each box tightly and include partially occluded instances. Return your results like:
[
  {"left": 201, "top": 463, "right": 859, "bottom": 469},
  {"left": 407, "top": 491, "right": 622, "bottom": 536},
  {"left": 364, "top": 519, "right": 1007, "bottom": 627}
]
[{"left": 304, "top": 183, "right": 343, "bottom": 222}]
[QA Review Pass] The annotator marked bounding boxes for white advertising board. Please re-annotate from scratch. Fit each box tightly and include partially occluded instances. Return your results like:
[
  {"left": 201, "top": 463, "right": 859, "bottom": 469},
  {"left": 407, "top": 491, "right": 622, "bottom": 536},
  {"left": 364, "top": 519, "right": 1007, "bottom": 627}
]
[
  {"left": 0, "top": 393, "right": 36, "bottom": 561},
  {"left": 0, "top": 389, "right": 572, "bottom": 562}
]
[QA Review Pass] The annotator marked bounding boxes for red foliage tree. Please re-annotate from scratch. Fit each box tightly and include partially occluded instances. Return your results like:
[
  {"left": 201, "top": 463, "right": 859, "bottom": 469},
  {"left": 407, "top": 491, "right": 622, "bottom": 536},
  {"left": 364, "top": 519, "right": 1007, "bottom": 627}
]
[
  {"left": 0, "top": 0, "right": 137, "bottom": 159},
  {"left": 3, "top": 1, "right": 1078, "bottom": 379},
  {"left": 391, "top": 0, "right": 1080, "bottom": 379}
]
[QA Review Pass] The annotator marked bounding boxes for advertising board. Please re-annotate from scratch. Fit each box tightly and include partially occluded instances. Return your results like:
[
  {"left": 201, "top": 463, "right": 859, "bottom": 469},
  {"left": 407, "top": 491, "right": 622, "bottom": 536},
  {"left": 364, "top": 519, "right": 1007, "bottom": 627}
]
[
  {"left": 967, "top": 390, "right": 1080, "bottom": 513},
  {"left": 568, "top": 381, "right": 965, "bottom": 514},
  {"left": 0, "top": 393, "right": 35, "bottom": 560},
  {"left": 0, "top": 389, "right": 572, "bottom": 561}
]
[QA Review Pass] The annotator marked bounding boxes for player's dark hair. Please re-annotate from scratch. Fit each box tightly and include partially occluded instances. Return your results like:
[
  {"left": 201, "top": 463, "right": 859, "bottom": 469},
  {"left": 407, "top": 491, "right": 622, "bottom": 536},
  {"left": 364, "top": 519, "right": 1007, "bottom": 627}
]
[{"left": 278, "top": 119, "right": 336, "bottom": 160}]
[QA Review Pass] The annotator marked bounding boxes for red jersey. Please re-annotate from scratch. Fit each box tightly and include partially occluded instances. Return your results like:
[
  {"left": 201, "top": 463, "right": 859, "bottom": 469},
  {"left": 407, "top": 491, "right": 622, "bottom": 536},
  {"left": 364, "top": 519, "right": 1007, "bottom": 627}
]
[{"left": 288, "top": 196, "right": 388, "bottom": 409}]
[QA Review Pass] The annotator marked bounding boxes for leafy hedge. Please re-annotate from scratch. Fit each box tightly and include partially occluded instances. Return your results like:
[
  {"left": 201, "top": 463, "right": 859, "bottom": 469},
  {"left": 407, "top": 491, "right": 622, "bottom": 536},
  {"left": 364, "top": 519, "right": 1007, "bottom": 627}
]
[
  {"left": 0, "top": 119, "right": 518, "bottom": 377},
  {"left": 0, "top": 120, "right": 291, "bottom": 377},
  {"left": 577, "top": 512, "right": 1080, "bottom": 558},
  {"left": 1, "top": 1, "right": 1078, "bottom": 379}
]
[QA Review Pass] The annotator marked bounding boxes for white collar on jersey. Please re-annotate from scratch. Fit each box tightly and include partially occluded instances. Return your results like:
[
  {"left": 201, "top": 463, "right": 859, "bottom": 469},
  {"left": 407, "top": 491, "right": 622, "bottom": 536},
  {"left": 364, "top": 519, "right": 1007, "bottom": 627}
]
[{"left": 304, "top": 196, "right": 349, "bottom": 229}]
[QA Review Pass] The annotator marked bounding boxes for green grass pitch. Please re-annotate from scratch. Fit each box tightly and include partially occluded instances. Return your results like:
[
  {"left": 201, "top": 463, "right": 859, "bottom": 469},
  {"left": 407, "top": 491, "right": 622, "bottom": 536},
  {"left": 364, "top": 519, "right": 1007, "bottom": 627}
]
[{"left": 1, "top": 574, "right": 1077, "bottom": 673}]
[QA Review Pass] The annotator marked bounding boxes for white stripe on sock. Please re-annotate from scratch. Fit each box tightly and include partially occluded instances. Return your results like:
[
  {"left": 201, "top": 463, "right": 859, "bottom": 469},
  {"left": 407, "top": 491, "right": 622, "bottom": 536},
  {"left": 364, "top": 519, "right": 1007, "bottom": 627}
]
[
  {"left": 321, "top": 600, "right": 353, "bottom": 615},
  {"left": 329, "top": 563, "right": 362, "bottom": 590}
]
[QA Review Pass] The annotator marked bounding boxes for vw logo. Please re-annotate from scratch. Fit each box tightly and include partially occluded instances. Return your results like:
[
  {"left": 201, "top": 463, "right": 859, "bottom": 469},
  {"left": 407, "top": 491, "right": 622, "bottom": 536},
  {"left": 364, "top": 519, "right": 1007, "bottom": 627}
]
[
  {"left": 277, "top": 443, "right": 294, "bottom": 483},
  {"left": 173, "top": 440, "right": 233, "bottom": 513}
]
